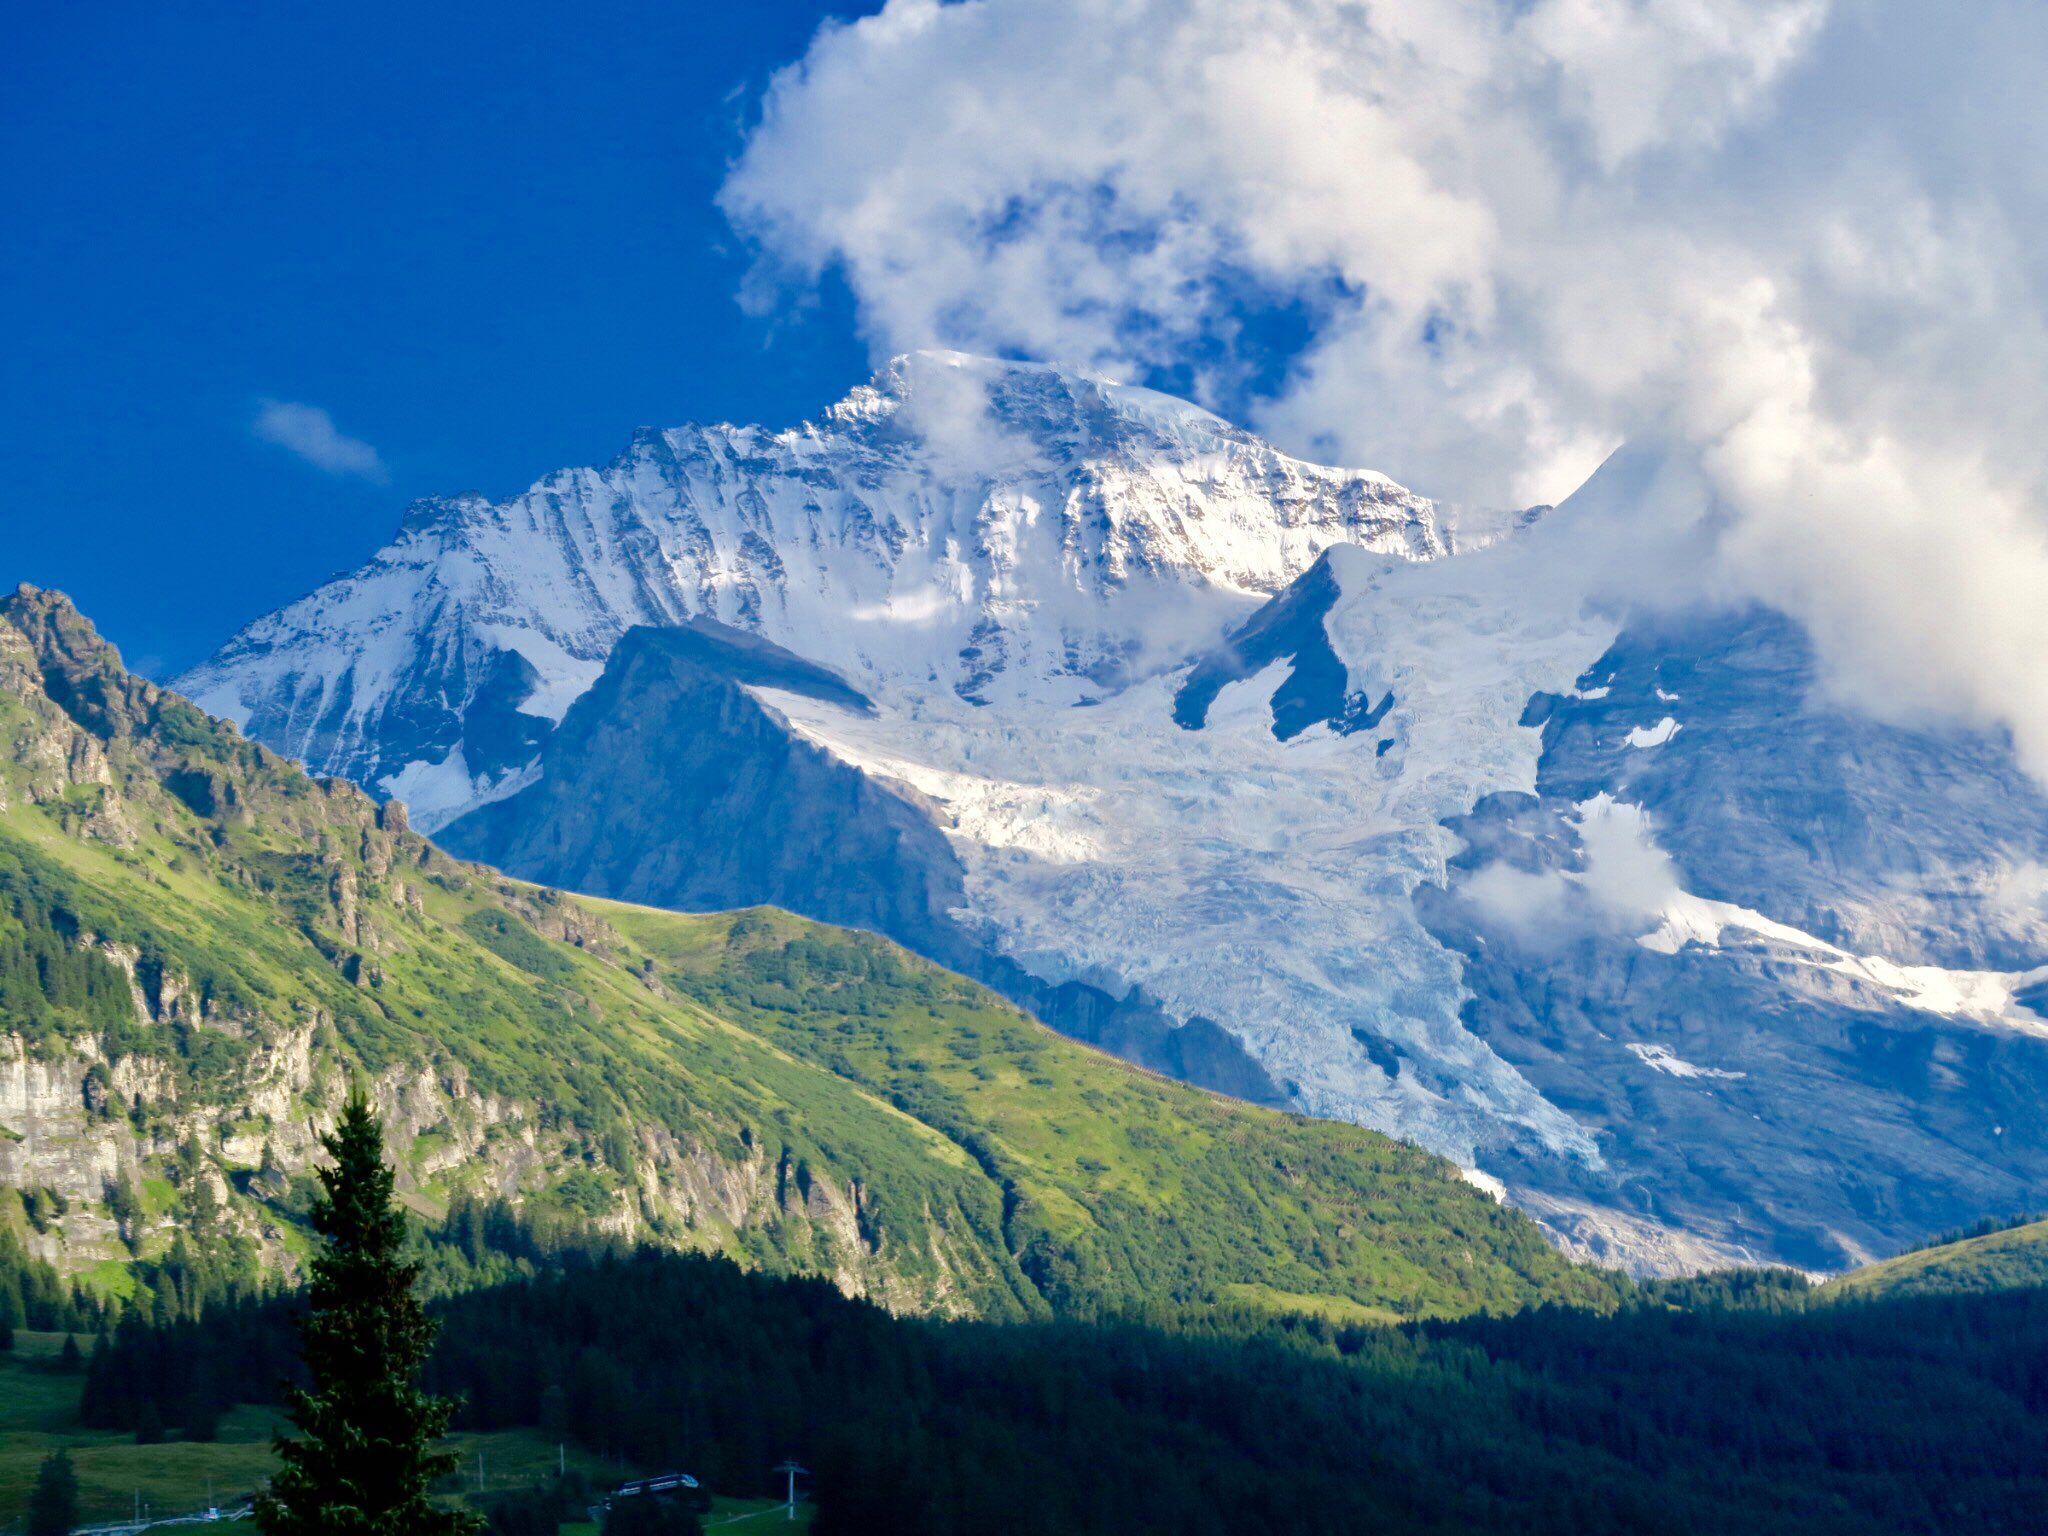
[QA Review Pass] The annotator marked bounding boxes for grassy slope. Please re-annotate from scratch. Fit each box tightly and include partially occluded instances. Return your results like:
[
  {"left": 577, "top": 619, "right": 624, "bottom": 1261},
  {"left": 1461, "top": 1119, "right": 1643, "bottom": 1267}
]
[
  {"left": 0, "top": 775, "right": 1027, "bottom": 1311},
  {"left": 1, "top": 586, "right": 1614, "bottom": 1321},
  {"left": 0, "top": 1331, "right": 281, "bottom": 1526},
  {"left": 1820, "top": 1218, "right": 2048, "bottom": 1303},
  {"left": 0, "top": 1332, "right": 810, "bottom": 1532},
  {"left": 595, "top": 901, "right": 1612, "bottom": 1317}
]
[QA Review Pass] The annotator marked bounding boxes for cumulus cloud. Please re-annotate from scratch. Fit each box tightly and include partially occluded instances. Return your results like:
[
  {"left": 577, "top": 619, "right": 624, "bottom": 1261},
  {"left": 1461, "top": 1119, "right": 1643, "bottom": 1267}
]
[
  {"left": 252, "top": 400, "right": 387, "bottom": 481},
  {"left": 722, "top": 0, "right": 2048, "bottom": 779},
  {"left": 1463, "top": 795, "right": 1679, "bottom": 947}
]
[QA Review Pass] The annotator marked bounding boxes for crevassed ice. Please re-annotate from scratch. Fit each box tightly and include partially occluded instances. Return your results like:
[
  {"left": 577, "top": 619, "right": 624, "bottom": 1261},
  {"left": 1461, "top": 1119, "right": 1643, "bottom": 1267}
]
[{"left": 767, "top": 505, "right": 1628, "bottom": 1167}]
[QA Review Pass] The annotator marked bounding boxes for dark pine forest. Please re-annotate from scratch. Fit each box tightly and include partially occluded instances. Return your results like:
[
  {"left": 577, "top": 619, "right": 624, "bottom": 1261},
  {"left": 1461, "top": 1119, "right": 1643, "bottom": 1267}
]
[{"left": 12, "top": 1205, "right": 2045, "bottom": 1536}]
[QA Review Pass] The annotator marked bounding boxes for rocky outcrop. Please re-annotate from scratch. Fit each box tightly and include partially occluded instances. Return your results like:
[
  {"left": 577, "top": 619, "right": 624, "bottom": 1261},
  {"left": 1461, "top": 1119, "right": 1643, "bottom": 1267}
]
[
  {"left": 1, "top": 1000, "right": 961, "bottom": 1309},
  {"left": 0, "top": 588, "right": 984, "bottom": 1313}
]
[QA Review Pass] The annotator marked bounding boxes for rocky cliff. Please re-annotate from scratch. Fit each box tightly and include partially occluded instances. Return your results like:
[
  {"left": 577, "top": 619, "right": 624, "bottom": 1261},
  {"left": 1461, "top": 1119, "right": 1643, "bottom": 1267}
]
[{"left": 6, "top": 585, "right": 1601, "bottom": 1320}]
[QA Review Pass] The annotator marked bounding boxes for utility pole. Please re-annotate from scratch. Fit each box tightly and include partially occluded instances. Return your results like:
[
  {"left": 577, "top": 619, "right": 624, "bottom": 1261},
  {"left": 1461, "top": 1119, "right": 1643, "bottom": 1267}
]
[{"left": 772, "top": 1460, "right": 808, "bottom": 1521}]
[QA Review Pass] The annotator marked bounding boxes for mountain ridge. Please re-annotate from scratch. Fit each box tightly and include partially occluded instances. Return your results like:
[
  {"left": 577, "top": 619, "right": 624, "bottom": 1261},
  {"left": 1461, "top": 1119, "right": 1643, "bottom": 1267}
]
[
  {"left": 179, "top": 349, "right": 1456, "bottom": 828},
  {"left": 175, "top": 360, "right": 2048, "bottom": 1274},
  {"left": 3, "top": 583, "right": 1605, "bottom": 1319}
]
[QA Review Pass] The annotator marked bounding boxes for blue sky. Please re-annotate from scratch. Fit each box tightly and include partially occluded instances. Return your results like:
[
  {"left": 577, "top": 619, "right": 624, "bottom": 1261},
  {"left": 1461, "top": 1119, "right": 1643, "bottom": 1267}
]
[
  {"left": 2, "top": 1, "right": 875, "bottom": 676},
  {"left": 7, "top": 0, "right": 2047, "bottom": 774}
]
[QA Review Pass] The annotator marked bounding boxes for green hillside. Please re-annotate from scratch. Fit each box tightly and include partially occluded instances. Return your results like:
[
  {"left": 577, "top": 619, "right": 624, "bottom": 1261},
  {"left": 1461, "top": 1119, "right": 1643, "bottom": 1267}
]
[
  {"left": 0, "top": 1329, "right": 794, "bottom": 1533},
  {"left": 597, "top": 899, "right": 1599, "bottom": 1316},
  {"left": 1821, "top": 1216, "right": 2048, "bottom": 1303},
  {"left": 0, "top": 584, "right": 1612, "bottom": 1322}
]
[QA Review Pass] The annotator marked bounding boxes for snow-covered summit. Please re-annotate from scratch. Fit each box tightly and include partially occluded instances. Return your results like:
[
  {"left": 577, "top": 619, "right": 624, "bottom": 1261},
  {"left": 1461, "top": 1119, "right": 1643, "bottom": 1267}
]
[{"left": 181, "top": 351, "right": 1452, "bottom": 826}]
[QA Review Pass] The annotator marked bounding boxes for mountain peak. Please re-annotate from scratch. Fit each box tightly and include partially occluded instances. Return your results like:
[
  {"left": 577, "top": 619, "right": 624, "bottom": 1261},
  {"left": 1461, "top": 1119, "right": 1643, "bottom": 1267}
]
[
  {"left": 181, "top": 361, "right": 1451, "bottom": 819},
  {"left": 396, "top": 492, "right": 493, "bottom": 542},
  {"left": 5, "top": 579, "right": 92, "bottom": 637},
  {"left": 826, "top": 348, "right": 1279, "bottom": 469},
  {"left": 1, "top": 582, "right": 153, "bottom": 738}
]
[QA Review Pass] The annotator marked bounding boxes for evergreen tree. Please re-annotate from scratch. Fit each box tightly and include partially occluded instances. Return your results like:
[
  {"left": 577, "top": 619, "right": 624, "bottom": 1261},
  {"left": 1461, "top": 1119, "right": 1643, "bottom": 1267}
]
[
  {"left": 256, "top": 1089, "right": 480, "bottom": 1536},
  {"left": 27, "top": 1449, "right": 78, "bottom": 1536}
]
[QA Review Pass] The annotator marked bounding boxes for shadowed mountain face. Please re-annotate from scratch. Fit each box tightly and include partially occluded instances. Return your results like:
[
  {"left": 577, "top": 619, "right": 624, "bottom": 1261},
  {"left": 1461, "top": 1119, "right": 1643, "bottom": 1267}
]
[
  {"left": 438, "top": 620, "right": 1287, "bottom": 1105},
  {"left": 182, "top": 363, "right": 2048, "bottom": 1273},
  {"left": 1423, "top": 606, "right": 2048, "bottom": 1270},
  {"left": 1171, "top": 552, "right": 1393, "bottom": 741}
]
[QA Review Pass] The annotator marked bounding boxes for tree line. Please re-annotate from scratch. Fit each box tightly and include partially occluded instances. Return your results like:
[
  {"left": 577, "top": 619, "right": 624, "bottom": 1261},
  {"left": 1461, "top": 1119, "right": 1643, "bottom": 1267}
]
[{"left": 63, "top": 1198, "right": 2048, "bottom": 1536}]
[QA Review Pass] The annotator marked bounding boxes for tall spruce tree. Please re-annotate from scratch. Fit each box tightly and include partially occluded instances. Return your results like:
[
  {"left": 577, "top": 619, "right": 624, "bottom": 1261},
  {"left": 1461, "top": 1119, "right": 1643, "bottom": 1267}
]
[
  {"left": 256, "top": 1089, "right": 480, "bottom": 1536},
  {"left": 27, "top": 1449, "right": 77, "bottom": 1536}
]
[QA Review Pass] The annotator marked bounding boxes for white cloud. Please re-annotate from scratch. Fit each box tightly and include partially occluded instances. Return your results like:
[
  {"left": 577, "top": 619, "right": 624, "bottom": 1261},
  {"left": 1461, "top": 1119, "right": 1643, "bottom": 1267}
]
[
  {"left": 1574, "top": 794, "right": 1681, "bottom": 924},
  {"left": 1989, "top": 861, "right": 2048, "bottom": 919},
  {"left": 1463, "top": 794, "right": 1679, "bottom": 947},
  {"left": 252, "top": 400, "right": 387, "bottom": 481},
  {"left": 1460, "top": 860, "right": 1575, "bottom": 944},
  {"left": 722, "top": 0, "right": 2048, "bottom": 780},
  {"left": 870, "top": 352, "right": 1043, "bottom": 476},
  {"left": 1985, "top": 859, "right": 2048, "bottom": 962}
]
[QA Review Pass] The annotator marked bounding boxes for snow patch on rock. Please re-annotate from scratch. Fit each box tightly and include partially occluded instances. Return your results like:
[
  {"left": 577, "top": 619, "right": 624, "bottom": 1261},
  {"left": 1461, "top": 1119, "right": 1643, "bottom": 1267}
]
[
  {"left": 1625, "top": 1043, "right": 1747, "bottom": 1081},
  {"left": 1642, "top": 888, "right": 2048, "bottom": 1036}
]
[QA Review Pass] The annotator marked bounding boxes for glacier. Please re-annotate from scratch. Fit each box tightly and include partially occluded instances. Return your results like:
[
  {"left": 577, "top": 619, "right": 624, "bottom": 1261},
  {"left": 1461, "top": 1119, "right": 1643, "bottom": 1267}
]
[{"left": 182, "top": 352, "right": 2048, "bottom": 1272}]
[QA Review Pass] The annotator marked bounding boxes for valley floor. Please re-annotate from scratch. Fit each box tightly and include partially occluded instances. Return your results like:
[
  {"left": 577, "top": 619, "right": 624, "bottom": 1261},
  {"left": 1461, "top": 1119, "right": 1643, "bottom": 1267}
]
[{"left": 0, "top": 1332, "right": 809, "bottom": 1535}]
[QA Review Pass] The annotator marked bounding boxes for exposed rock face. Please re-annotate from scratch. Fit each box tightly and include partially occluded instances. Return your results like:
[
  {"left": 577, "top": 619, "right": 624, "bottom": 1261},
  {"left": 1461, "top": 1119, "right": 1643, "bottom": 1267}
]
[
  {"left": 0, "top": 1017, "right": 923, "bottom": 1304},
  {"left": 0, "top": 587, "right": 980, "bottom": 1312},
  {"left": 445, "top": 622, "right": 945, "bottom": 940},
  {"left": 1172, "top": 552, "right": 1391, "bottom": 740},
  {"left": 1422, "top": 606, "right": 2048, "bottom": 1270},
  {"left": 176, "top": 366, "right": 2048, "bottom": 1273},
  {"left": 2, "top": 1016, "right": 501, "bottom": 1272}
]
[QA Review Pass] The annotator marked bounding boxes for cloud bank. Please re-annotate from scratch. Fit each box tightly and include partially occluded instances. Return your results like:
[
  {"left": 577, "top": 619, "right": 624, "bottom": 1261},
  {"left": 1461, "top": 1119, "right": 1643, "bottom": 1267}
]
[
  {"left": 253, "top": 400, "right": 387, "bottom": 481},
  {"left": 722, "top": 0, "right": 2048, "bottom": 778}
]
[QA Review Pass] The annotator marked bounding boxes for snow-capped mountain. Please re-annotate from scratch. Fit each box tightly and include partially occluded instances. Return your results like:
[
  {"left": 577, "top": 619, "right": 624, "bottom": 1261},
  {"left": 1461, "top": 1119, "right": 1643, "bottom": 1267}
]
[
  {"left": 183, "top": 352, "right": 1451, "bottom": 829},
  {"left": 184, "top": 354, "right": 2048, "bottom": 1273}
]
